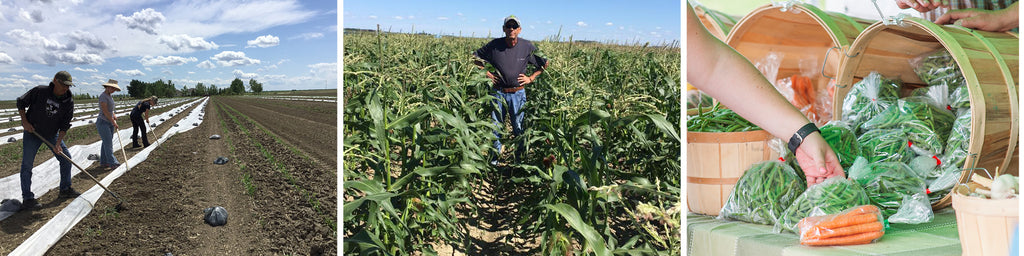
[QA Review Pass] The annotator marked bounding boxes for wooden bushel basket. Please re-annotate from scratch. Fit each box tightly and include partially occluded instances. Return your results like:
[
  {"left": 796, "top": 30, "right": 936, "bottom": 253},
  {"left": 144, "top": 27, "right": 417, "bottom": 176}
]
[
  {"left": 951, "top": 185, "right": 1019, "bottom": 256},
  {"left": 832, "top": 17, "right": 1019, "bottom": 210},
  {"left": 687, "top": 130, "right": 778, "bottom": 216},
  {"left": 726, "top": 3, "right": 875, "bottom": 121},
  {"left": 694, "top": 4, "right": 738, "bottom": 41}
]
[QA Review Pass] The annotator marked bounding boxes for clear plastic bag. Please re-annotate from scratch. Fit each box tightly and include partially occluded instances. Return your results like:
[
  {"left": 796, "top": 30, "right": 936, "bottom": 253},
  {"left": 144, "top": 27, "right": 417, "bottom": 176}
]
[
  {"left": 909, "top": 83, "right": 952, "bottom": 113},
  {"left": 756, "top": 52, "right": 785, "bottom": 85},
  {"left": 718, "top": 161, "right": 807, "bottom": 225},
  {"left": 820, "top": 120, "right": 861, "bottom": 169},
  {"left": 859, "top": 98, "right": 954, "bottom": 156},
  {"left": 928, "top": 165, "right": 961, "bottom": 204},
  {"left": 686, "top": 89, "right": 714, "bottom": 109},
  {"left": 909, "top": 49, "right": 965, "bottom": 90},
  {"left": 775, "top": 177, "right": 872, "bottom": 233},
  {"left": 940, "top": 109, "right": 972, "bottom": 169},
  {"left": 797, "top": 205, "right": 885, "bottom": 246},
  {"left": 848, "top": 157, "right": 931, "bottom": 223},
  {"left": 813, "top": 79, "right": 836, "bottom": 127},
  {"left": 887, "top": 193, "right": 933, "bottom": 224},
  {"left": 857, "top": 129, "right": 911, "bottom": 163},
  {"left": 841, "top": 72, "right": 901, "bottom": 133},
  {"left": 949, "top": 84, "right": 970, "bottom": 110},
  {"left": 771, "top": 137, "right": 807, "bottom": 182}
]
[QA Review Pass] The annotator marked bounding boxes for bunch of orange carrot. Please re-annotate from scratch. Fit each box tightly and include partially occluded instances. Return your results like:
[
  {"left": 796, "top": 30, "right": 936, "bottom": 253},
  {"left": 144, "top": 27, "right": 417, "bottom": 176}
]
[{"left": 797, "top": 205, "right": 885, "bottom": 246}]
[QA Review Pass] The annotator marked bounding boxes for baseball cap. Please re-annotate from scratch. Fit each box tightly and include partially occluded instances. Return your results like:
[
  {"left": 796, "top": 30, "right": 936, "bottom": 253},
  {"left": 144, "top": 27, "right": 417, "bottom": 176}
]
[
  {"left": 54, "top": 71, "right": 73, "bottom": 86},
  {"left": 504, "top": 15, "right": 520, "bottom": 27}
]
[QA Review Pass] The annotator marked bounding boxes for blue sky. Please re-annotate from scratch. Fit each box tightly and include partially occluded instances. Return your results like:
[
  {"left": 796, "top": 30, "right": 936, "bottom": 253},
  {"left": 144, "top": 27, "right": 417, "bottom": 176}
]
[
  {"left": 342, "top": 0, "right": 681, "bottom": 45},
  {"left": 0, "top": 0, "right": 337, "bottom": 101}
]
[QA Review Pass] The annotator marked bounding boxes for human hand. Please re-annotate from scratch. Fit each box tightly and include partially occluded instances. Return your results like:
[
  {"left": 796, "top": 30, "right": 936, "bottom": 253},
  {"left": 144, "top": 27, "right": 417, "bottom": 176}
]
[
  {"left": 114, "top": 122, "right": 119, "bottom": 130},
  {"left": 793, "top": 133, "right": 845, "bottom": 187},
  {"left": 936, "top": 8, "right": 1018, "bottom": 32},
  {"left": 517, "top": 74, "right": 533, "bottom": 85},
  {"left": 895, "top": 0, "right": 947, "bottom": 13},
  {"left": 22, "top": 121, "right": 34, "bottom": 133},
  {"left": 486, "top": 72, "right": 498, "bottom": 84}
]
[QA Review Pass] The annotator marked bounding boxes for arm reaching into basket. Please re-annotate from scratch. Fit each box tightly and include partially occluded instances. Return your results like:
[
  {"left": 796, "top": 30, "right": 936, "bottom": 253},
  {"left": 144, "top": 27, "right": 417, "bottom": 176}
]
[
  {"left": 686, "top": 3, "right": 844, "bottom": 186},
  {"left": 935, "top": 1, "right": 1018, "bottom": 32}
]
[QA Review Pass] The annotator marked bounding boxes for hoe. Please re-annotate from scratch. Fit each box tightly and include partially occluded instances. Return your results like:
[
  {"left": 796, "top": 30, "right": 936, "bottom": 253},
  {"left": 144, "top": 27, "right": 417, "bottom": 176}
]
[{"left": 31, "top": 131, "right": 126, "bottom": 211}]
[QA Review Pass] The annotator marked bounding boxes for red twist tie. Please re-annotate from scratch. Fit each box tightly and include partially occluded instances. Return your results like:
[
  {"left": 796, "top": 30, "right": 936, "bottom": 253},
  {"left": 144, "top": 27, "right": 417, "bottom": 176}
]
[
  {"left": 932, "top": 155, "right": 941, "bottom": 166},
  {"left": 947, "top": 105, "right": 952, "bottom": 111},
  {"left": 926, "top": 188, "right": 932, "bottom": 194},
  {"left": 779, "top": 157, "right": 785, "bottom": 162},
  {"left": 908, "top": 141, "right": 913, "bottom": 147}
]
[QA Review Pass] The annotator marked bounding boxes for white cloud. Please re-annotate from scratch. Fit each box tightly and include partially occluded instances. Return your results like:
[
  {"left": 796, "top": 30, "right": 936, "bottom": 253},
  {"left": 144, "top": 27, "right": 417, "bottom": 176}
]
[
  {"left": 232, "top": 69, "right": 258, "bottom": 79},
  {"left": 369, "top": 15, "right": 377, "bottom": 19},
  {"left": 408, "top": 16, "right": 415, "bottom": 19},
  {"left": 481, "top": 18, "right": 487, "bottom": 22},
  {"left": 74, "top": 67, "right": 98, "bottom": 73},
  {"left": 6, "top": 29, "right": 74, "bottom": 51},
  {"left": 0, "top": 53, "right": 13, "bottom": 64},
  {"left": 188, "top": 71, "right": 195, "bottom": 74},
  {"left": 577, "top": 21, "right": 588, "bottom": 27},
  {"left": 211, "top": 51, "right": 260, "bottom": 66},
  {"left": 31, "top": 74, "right": 46, "bottom": 81},
  {"left": 69, "top": 30, "right": 109, "bottom": 50},
  {"left": 139, "top": 55, "right": 198, "bottom": 66},
  {"left": 162, "top": 69, "right": 173, "bottom": 75},
  {"left": 438, "top": 16, "right": 449, "bottom": 20},
  {"left": 306, "top": 62, "right": 337, "bottom": 88},
  {"left": 619, "top": 26, "right": 624, "bottom": 30},
  {"left": 290, "top": 32, "right": 323, "bottom": 40},
  {"left": 394, "top": 16, "right": 403, "bottom": 20},
  {"left": 44, "top": 52, "right": 103, "bottom": 65},
  {"left": 197, "top": 60, "right": 216, "bottom": 69},
  {"left": 546, "top": 20, "right": 552, "bottom": 24},
  {"left": 144, "top": 67, "right": 152, "bottom": 71},
  {"left": 115, "top": 69, "right": 145, "bottom": 76},
  {"left": 159, "top": 34, "right": 219, "bottom": 51},
  {"left": 20, "top": 9, "right": 43, "bottom": 23},
  {"left": 246, "top": 35, "right": 280, "bottom": 48},
  {"left": 457, "top": 12, "right": 463, "bottom": 16},
  {"left": 116, "top": 8, "right": 165, "bottom": 35},
  {"left": 656, "top": 26, "right": 662, "bottom": 30},
  {"left": 606, "top": 22, "right": 613, "bottom": 26}
]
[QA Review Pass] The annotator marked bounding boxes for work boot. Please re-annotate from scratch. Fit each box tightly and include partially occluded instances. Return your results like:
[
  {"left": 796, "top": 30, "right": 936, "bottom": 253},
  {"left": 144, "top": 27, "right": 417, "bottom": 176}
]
[
  {"left": 59, "top": 188, "right": 81, "bottom": 198},
  {"left": 20, "top": 198, "right": 40, "bottom": 211}
]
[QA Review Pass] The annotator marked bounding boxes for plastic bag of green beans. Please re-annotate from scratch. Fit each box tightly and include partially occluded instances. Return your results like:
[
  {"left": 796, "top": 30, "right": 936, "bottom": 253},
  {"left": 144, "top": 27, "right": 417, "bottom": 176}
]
[
  {"left": 941, "top": 109, "right": 971, "bottom": 168},
  {"left": 950, "top": 84, "right": 970, "bottom": 110},
  {"left": 774, "top": 177, "right": 872, "bottom": 233},
  {"left": 928, "top": 165, "right": 962, "bottom": 204},
  {"left": 857, "top": 129, "right": 912, "bottom": 163},
  {"left": 820, "top": 121, "right": 861, "bottom": 169},
  {"left": 841, "top": 72, "right": 901, "bottom": 133},
  {"left": 770, "top": 138, "right": 809, "bottom": 182},
  {"left": 909, "top": 83, "right": 951, "bottom": 112},
  {"left": 719, "top": 161, "right": 807, "bottom": 225},
  {"left": 687, "top": 104, "right": 762, "bottom": 132},
  {"left": 860, "top": 98, "right": 954, "bottom": 156},
  {"left": 909, "top": 49, "right": 966, "bottom": 91},
  {"left": 848, "top": 157, "right": 932, "bottom": 223}
]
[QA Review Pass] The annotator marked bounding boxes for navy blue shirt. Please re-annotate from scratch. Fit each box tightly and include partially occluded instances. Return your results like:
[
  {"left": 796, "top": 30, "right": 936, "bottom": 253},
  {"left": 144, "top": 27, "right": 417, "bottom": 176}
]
[
  {"left": 16, "top": 83, "right": 74, "bottom": 138},
  {"left": 474, "top": 38, "right": 547, "bottom": 88},
  {"left": 130, "top": 101, "right": 151, "bottom": 117}
]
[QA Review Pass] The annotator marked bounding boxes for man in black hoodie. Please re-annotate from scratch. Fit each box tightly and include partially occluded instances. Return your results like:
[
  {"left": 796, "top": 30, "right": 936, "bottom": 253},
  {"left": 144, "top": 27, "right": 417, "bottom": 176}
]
[{"left": 16, "top": 71, "right": 80, "bottom": 210}]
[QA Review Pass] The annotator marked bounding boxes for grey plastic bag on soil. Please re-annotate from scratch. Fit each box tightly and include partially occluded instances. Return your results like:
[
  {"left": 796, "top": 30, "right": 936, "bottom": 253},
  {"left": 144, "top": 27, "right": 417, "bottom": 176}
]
[
  {"left": 0, "top": 199, "right": 21, "bottom": 212},
  {"left": 87, "top": 154, "right": 99, "bottom": 161},
  {"left": 203, "top": 206, "right": 228, "bottom": 226},
  {"left": 7, "top": 137, "right": 15, "bottom": 142},
  {"left": 214, "top": 157, "right": 229, "bottom": 165},
  {"left": 209, "top": 134, "right": 221, "bottom": 140}
]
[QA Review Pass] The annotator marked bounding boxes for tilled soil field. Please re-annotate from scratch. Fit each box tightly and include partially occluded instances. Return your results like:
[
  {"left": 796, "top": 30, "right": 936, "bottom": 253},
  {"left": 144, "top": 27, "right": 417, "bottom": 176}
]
[
  {"left": 35, "top": 96, "right": 335, "bottom": 255},
  {"left": 0, "top": 99, "right": 201, "bottom": 254}
]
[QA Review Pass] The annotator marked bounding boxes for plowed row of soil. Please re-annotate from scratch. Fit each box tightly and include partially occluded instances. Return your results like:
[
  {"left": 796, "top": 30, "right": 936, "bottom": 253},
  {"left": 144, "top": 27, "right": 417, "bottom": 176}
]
[{"left": 0, "top": 96, "right": 337, "bottom": 255}]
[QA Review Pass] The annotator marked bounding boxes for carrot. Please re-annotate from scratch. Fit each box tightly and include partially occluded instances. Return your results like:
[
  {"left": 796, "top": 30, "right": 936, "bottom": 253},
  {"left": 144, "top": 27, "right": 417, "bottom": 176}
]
[
  {"left": 803, "top": 221, "right": 884, "bottom": 240},
  {"left": 798, "top": 205, "right": 879, "bottom": 230},
  {"left": 801, "top": 231, "right": 884, "bottom": 246}
]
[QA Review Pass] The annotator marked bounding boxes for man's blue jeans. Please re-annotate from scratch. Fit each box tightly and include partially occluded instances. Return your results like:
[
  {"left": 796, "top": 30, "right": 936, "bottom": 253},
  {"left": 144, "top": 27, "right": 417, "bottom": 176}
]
[
  {"left": 492, "top": 89, "right": 526, "bottom": 161},
  {"left": 96, "top": 119, "right": 120, "bottom": 166},
  {"left": 21, "top": 131, "right": 72, "bottom": 200}
]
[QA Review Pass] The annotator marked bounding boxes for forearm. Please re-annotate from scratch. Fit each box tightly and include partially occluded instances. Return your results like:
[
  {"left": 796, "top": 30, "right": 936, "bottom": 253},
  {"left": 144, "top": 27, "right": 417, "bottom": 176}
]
[
  {"left": 18, "top": 109, "right": 26, "bottom": 124},
  {"left": 1001, "top": 2, "right": 1018, "bottom": 30},
  {"left": 57, "top": 131, "right": 66, "bottom": 145},
  {"left": 686, "top": 4, "right": 810, "bottom": 139}
]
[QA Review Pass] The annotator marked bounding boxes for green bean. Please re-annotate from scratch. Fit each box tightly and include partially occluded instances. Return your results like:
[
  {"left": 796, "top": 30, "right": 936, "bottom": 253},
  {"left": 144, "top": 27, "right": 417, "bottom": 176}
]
[
  {"left": 849, "top": 159, "right": 928, "bottom": 218},
  {"left": 821, "top": 121, "right": 861, "bottom": 169},
  {"left": 775, "top": 177, "right": 871, "bottom": 233},
  {"left": 858, "top": 129, "right": 912, "bottom": 163},
  {"left": 686, "top": 104, "right": 761, "bottom": 132}
]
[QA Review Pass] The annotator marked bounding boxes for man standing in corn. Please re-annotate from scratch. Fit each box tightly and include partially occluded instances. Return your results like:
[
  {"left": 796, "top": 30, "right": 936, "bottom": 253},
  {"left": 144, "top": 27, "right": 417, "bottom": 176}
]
[{"left": 474, "top": 15, "right": 549, "bottom": 165}]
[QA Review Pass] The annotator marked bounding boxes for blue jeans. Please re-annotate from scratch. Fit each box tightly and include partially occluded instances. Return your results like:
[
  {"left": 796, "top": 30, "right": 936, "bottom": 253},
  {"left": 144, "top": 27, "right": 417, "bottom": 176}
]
[
  {"left": 491, "top": 89, "right": 526, "bottom": 159},
  {"left": 96, "top": 119, "right": 120, "bottom": 166},
  {"left": 21, "top": 132, "right": 72, "bottom": 200}
]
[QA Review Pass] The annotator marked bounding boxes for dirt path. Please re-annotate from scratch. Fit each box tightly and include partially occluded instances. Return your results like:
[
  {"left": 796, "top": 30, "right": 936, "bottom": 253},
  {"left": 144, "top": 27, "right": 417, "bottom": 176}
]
[{"left": 443, "top": 168, "right": 542, "bottom": 255}]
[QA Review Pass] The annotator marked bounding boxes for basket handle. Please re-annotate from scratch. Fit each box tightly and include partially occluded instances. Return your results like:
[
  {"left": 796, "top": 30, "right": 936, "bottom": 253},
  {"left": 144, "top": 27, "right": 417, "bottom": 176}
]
[{"left": 870, "top": 0, "right": 911, "bottom": 26}]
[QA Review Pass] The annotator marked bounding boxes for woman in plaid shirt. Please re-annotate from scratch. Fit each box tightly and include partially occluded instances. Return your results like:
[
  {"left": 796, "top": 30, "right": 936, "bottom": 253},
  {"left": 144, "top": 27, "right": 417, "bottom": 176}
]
[{"left": 896, "top": 0, "right": 1018, "bottom": 31}]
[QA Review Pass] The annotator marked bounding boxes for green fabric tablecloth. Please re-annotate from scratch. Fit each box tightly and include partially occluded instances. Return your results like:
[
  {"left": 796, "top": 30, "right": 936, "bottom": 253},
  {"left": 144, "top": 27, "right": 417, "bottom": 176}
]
[{"left": 687, "top": 208, "right": 961, "bottom": 256}]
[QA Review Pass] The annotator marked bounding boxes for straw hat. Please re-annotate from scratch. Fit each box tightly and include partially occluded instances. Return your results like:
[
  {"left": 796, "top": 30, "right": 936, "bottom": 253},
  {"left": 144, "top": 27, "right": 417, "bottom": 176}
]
[{"left": 102, "top": 79, "right": 121, "bottom": 91}]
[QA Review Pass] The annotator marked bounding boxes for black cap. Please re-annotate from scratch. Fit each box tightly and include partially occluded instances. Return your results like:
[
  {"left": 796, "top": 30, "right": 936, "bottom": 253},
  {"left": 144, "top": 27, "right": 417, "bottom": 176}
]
[{"left": 54, "top": 71, "right": 73, "bottom": 86}]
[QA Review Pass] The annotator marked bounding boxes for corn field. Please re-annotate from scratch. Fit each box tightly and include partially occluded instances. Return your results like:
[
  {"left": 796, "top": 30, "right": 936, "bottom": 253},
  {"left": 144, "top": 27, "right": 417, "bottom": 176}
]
[{"left": 343, "top": 30, "right": 681, "bottom": 255}]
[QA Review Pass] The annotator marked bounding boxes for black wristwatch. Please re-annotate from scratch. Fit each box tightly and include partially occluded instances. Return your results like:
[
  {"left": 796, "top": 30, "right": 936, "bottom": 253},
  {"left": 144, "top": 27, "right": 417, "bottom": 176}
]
[{"left": 788, "top": 123, "right": 820, "bottom": 153}]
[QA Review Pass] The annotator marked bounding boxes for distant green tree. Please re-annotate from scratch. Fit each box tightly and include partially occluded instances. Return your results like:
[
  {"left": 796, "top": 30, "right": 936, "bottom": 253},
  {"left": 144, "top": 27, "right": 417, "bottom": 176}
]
[
  {"left": 230, "top": 78, "right": 245, "bottom": 95},
  {"left": 127, "top": 79, "right": 146, "bottom": 98},
  {"left": 249, "top": 78, "right": 263, "bottom": 94}
]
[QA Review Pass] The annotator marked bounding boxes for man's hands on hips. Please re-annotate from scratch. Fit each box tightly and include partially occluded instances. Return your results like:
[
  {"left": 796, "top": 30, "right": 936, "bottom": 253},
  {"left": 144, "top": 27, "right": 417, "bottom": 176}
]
[{"left": 517, "top": 74, "right": 534, "bottom": 85}]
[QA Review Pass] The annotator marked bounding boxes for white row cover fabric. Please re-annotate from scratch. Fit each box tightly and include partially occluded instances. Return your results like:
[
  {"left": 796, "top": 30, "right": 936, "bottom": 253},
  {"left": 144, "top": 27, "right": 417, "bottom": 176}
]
[{"left": 0, "top": 98, "right": 198, "bottom": 146}]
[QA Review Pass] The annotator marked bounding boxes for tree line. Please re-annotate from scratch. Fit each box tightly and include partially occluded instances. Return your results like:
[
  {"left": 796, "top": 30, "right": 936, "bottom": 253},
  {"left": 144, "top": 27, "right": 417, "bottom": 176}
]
[{"left": 124, "top": 78, "right": 264, "bottom": 98}]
